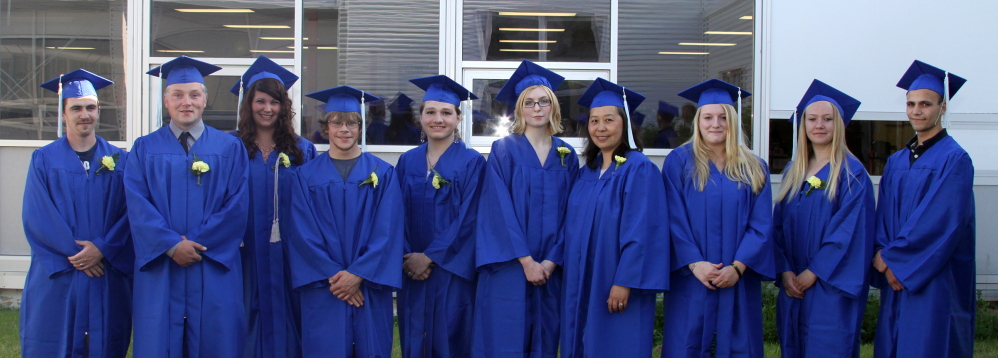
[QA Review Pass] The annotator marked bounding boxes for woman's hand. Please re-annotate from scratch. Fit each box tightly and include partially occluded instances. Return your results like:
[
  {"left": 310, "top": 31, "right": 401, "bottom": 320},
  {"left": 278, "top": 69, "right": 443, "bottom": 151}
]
[
  {"left": 519, "top": 256, "right": 550, "bottom": 286},
  {"left": 781, "top": 271, "right": 804, "bottom": 299},
  {"left": 607, "top": 285, "right": 631, "bottom": 313},
  {"left": 690, "top": 261, "right": 723, "bottom": 290},
  {"left": 794, "top": 269, "right": 817, "bottom": 293}
]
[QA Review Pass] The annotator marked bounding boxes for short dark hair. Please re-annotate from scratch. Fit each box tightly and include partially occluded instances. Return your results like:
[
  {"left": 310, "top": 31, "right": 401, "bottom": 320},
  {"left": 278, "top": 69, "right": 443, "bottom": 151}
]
[{"left": 580, "top": 106, "right": 643, "bottom": 170}]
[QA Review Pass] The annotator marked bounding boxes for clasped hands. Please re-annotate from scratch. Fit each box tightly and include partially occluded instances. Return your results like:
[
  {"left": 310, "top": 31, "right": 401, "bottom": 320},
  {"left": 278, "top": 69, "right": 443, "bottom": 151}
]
[
  {"left": 68, "top": 240, "right": 105, "bottom": 278},
  {"left": 519, "top": 256, "right": 556, "bottom": 286},
  {"left": 873, "top": 249, "right": 905, "bottom": 291},
  {"left": 690, "top": 260, "right": 745, "bottom": 290}
]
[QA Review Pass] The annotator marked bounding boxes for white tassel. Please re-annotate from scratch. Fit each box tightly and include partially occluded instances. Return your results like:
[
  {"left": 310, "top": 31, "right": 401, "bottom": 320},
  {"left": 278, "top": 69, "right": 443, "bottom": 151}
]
[
  {"left": 737, "top": 88, "right": 744, "bottom": 147},
  {"left": 269, "top": 219, "right": 281, "bottom": 243},
  {"left": 943, "top": 71, "right": 950, "bottom": 129},
  {"left": 622, "top": 87, "right": 637, "bottom": 150},
  {"left": 237, "top": 78, "right": 244, "bottom": 128},
  {"left": 57, "top": 74, "right": 64, "bottom": 138},
  {"left": 361, "top": 91, "right": 367, "bottom": 152},
  {"left": 790, "top": 111, "right": 799, "bottom": 162},
  {"left": 269, "top": 152, "right": 282, "bottom": 243},
  {"left": 156, "top": 67, "right": 163, "bottom": 128},
  {"left": 464, "top": 92, "right": 473, "bottom": 149}
]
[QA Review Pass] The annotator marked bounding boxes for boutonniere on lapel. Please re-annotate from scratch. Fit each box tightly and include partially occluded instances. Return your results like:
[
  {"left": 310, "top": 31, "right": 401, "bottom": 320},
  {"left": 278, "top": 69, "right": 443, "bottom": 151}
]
[
  {"left": 360, "top": 164, "right": 379, "bottom": 188},
  {"left": 189, "top": 153, "right": 210, "bottom": 186},
  {"left": 431, "top": 169, "right": 451, "bottom": 189},
  {"left": 95, "top": 153, "right": 120, "bottom": 175},
  {"left": 614, "top": 155, "right": 627, "bottom": 170},
  {"left": 557, "top": 146, "right": 571, "bottom": 167},
  {"left": 275, "top": 152, "right": 291, "bottom": 170},
  {"left": 805, "top": 176, "right": 826, "bottom": 196}
]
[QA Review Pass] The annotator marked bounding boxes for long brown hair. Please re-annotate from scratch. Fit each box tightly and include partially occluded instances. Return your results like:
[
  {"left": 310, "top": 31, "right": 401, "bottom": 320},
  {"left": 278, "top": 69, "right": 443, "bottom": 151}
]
[{"left": 237, "top": 78, "right": 305, "bottom": 165}]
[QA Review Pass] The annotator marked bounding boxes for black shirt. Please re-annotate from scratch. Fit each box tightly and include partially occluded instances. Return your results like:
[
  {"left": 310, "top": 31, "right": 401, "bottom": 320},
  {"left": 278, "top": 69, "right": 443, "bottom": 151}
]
[
  {"left": 906, "top": 129, "right": 948, "bottom": 164},
  {"left": 76, "top": 144, "right": 98, "bottom": 170}
]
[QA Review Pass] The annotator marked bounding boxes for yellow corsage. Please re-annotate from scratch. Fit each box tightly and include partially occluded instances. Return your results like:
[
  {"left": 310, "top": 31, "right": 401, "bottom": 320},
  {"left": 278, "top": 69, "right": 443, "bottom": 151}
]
[
  {"left": 360, "top": 165, "right": 379, "bottom": 188},
  {"left": 614, "top": 155, "right": 627, "bottom": 169},
  {"left": 95, "top": 153, "right": 119, "bottom": 174},
  {"left": 278, "top": 152, "right": 291, "bottom": 168},
  {"left": 190, "top": 153, "right": 210, "bottom": 186},
  {"left": 557, "top": 146, "right": 571, "bottom": 167},
  {"left": 805, "top": 176, "right": 826, "bottom": 196},
  {"left": 431, "top": 169, "right": 450, "bottom": 189}
]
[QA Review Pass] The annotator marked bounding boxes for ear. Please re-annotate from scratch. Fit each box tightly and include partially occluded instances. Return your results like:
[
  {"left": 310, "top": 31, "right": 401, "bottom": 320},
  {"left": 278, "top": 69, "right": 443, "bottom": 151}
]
[{"left": 940, "top": 100, "right": 947, "bottom": 116}]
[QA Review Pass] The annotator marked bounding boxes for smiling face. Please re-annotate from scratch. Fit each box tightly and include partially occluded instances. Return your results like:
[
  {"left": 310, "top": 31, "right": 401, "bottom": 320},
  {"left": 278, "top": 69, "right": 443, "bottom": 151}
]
[
  {"left": 906, "top": 88, "right": 945, "bottom": 134},
  {"left": 587, "top": 105, "right": 624, "bottom": 152},
  {"left": 697, "top": 103, "right": 728, "bottom": 147},
  {"left": 419, "top": 100, "right": 460, "bottom": 143},
  {"left": 63, "top": 96, "right": 99, "bottom": 138},
  {"left": 804, "top": 100, "right": 835, "bottom": 147},
  {"left": 325, "top": 112, "right": 361, "bottom": 156},
  {"left": 164, "top": 82, "right": 207, "bottom": 130},
  {"left": 251, "top": 91, "right": 281, "bottom": 130}
]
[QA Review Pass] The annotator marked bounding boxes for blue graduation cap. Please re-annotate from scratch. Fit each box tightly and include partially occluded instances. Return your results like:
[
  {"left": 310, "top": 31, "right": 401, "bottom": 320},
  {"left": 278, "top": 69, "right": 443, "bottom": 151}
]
[
  {"left": 40, "top": 69, "right": 114, "bottom": 100},
  {"left": 631, "top": 111, "right": 646, "bottom": 127},
  {"left": 678, "top": 79, "right": 751, "bottom": 107},
  {"left": 229, "top": 55, "right": 299, "bottom": 95},
  {"left": 794, "top": 79, "right": 862, "bottom": 126},
  {"left": 658, "top": 101, "right": 679, "bottom": 117},
  {"left": 146, "top": 56, "right": 221, "bottom": 86},
  {"left": 578, "top": 78, "right": 646, "bottom": 150},
  {"left": 387, "top": 93, "right": 414, "bottom": 114},
  {"left": 896, "top": 60, "right": 966, "bottom": 100},
  {"left": 409, "top": 75, "right": 478, "bottom": 107},
  {"left": 306, "top": 86, "right": 381, "bottom": 113},
  {"left": 495, "top": 60, "right": 565, "bottom": 105}
]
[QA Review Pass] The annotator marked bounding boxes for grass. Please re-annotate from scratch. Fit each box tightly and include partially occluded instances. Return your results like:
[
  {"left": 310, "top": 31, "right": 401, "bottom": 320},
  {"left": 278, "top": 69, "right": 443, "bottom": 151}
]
[{"left": 1, "top": 307, "right": 996, "bottom": 357}]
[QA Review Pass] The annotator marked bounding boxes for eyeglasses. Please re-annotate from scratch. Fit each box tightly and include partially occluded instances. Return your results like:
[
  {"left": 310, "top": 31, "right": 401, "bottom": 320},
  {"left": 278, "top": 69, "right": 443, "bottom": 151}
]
[
  {"left": 328, "top": 121, "right": 360, "bottom": 129},
  {"left": 523, "top": 99, "right": 552, "bottom": 108}
]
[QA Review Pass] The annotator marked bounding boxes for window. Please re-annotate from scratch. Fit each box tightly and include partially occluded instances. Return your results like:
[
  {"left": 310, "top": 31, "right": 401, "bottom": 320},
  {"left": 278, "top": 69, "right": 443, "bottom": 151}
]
[
  {"left": 769, "top": 118, "right": 915, "bottom": 176},
  {"left": 0, "top": 0, "right": 127, "bottom": 141},
  {"left": 151, "top": 1, "right": 295, "bottom": 58}
]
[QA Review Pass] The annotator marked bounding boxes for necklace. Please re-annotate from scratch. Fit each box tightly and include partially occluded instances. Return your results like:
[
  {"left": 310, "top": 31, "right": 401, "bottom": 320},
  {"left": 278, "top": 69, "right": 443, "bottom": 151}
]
[{"left": 257, "top": 141, "right": 276, "bottom": 159}]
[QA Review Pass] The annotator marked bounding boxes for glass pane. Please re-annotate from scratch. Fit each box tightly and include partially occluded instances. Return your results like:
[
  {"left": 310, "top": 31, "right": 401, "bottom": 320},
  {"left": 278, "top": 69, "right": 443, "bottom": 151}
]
[
  {"left": 470, "top": 78, "right": 593, "bottom": 138},
  {"left": 0, "top": 1, "right": 127, "bottom": 141},
  {"left": 618, "top": 0, "right": 754, "bottom": 149},
  {"left": 463, "top": 1, "right": 611, "bottom": 62},
  {"left": 151, "top": 1, "right": 294, "bottom": 58},
  {"left": 159, "top": 75, "right": 239, "bottom": 132},
  {"left": 768, "top": 119, "right": 916, "bottom": 176},
  {"left": 300, "top": 1, "right": 439, "bottom": 146}
]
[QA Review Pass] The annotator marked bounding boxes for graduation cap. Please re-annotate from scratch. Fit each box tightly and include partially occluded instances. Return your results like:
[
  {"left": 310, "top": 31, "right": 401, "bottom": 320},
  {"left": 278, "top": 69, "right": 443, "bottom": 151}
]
[
  {"left": 578, "top": 77, "right": 646, "bottom": 150},
  {"left": 678, "top": 79, "right": 751, "bottom": 145},
  {"left": 306, "top": 86, "right": 381, "bottom": 151},
  {"left": 229, "top": 55, "right": 299, "bottom": 96},
  {"left": 410, "top": 75, "right": 479, "bottom": 148},
  {"left": 387, "top": 92, "right": 414, "bottom": 115},
  {"left": 897, "top": 60, "right": 966, "bottom": 129},
  {"left": 494, "top": 60, "right": 565, "bottom": 106},
  {"left": 631, "top": 111, "right": 646, "bottom": 127},
  {"left": 790, "top": 79, "right": 862, "bottom": 160},
  {"left": 40, "top": 69, "right": 114, "bottom": 138},
  {"left": 146, "top": 56, "right": 221, "bottom": 86},
  {"left": 658, "top": 101, "right": 679, "bottom": 117}
]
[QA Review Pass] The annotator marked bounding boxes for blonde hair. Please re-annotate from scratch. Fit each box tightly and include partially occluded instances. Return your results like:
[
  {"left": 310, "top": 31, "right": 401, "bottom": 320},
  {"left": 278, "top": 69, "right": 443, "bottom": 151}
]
[
  {"left": 776, "top": 103, "right": 853, "bottom": 202},
  {"left": 689, "top": 103, "right": 766, "bottom": 194},
  {"left": 511, "top": 85, "right": 563, "bottom": 136}
]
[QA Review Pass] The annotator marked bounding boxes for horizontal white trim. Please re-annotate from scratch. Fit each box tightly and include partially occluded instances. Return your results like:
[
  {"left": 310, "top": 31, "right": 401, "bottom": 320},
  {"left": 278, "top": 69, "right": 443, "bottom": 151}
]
[
  {"left": 460, "top": 60, "right": 613, "bottom": 71},
  {"left": 0, "top": 140, "right": 129, "bottom": 149},
  {"left": 770, "top": 110, "right": 998, "bottom": 124}
]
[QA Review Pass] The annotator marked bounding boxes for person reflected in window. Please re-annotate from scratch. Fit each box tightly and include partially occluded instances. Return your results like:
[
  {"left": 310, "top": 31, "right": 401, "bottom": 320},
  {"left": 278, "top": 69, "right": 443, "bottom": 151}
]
[
  {"left": 473, "top": 60, "right": 578, "bottom": 358},
  {"left": 231, "top": 55, "right": 317, "bottom": 358},
  {"left": 386, "top": 93, "right": 422, "bottom": 145},
  {"left": 23, "top": 69, "right": 133, "bottom": 358},
  {"left": 773, "top": 79, "right": 874, "bottom": 358},
  {"left": 560, "top": 78, "right": 669, "bottom": 358},
  {"left": 396, "top": 75, "right": 485, "bottom": 358},
  {"left": 652, "top": 100, "right": 680, "bottom": 148},
  {"left": 872, "top": 60, "right": 975, "bottom": 358},
  {"left": 289, "top": 86, "right": 402, "bottom": 357},
  {"left": 661, "top": 79, "right": 773, "bottom": 358}
]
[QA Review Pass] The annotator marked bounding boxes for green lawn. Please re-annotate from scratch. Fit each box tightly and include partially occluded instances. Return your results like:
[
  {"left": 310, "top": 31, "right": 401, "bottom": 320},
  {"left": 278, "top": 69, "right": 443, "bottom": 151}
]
[{"left": 2, "top": 308, "right": 997, "bottom": 358}]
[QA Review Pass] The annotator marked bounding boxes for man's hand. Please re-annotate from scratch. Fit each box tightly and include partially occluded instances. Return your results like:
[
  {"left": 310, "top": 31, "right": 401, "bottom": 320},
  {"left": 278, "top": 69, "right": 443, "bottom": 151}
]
[
  {"left": 69, "top": 240, "right": 105, "bottom": 277},
  {"left": 690, "top": 261, "right": 723, "bottom": 289},
  {"left": 329, "top": 271, "right": 365, "bottom": 306},
  {"left": 885, "top": 268, "right": 905, "bottom": 291},
  {"left": 172, "top": 236, "right": 207, "bottom": 267},
  {"left": 607, "top": 285, "right": 631, "bottom": 313},
  {"left": 794, "top": 269, "right": 818, "bottom": 293},
  {"left": 402, "top": 253, "right": 434, "bottom": 281},
  {"left": 519, "top": 256, "right": 550, "bottom": 286},
  {"left": 872, "top": 249, "right": 888, "bottom": 273},
  {"left": 781, "top": 271, "right": 804, "bottom": 299}
]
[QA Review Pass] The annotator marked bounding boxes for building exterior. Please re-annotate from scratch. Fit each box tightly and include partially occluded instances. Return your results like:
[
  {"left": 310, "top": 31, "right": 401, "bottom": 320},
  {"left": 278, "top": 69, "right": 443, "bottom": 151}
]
[{"left": 0, "top": 0, "right": 995, "bottom": 305}]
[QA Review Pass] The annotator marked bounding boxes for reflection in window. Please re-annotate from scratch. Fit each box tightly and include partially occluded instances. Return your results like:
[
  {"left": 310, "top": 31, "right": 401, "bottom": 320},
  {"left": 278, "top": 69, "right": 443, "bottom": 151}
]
[
  {"left": 618, "top": 0, "right": 754, "bottom": 149},
  {"left": 300, "top": 1, "right": 439, "bottom": 146},
  {"left": 0, "top": 1, "right": 127, "bottom": 141},
  {"left": 470, "top": 79, "right": 593, "bottom": 139},
  {"left": 151, "top": 1, "right": 294, "bottom": 58},
  {"left": 463, "top": 1, "right": 610, "bottom": 63},
  {"left": 159, "top": 76, "right": 239, "bottom": 132},
  {"left": 769, "top": 119, "right": 916, "bottom": 176}
]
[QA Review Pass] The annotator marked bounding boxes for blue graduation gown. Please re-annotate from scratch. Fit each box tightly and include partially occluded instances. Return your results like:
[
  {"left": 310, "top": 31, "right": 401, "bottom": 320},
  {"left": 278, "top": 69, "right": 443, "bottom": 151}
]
[
  {"left": 241, "top": 136, "right": 317, "bottom": 358},
  {"left": 473, "top": 134, "right": 578, "bottom": 358},
  {"left": 286, "top": 152, "right": 403, "bottom": 358},
  {"left": 21, "top": 136, "right": 133, "bottom": 358},
  {"left": 396, "top": 140, "right": 485, "bottom": 358},
  {"left": 661, "top": 144, "right": 774, "bottom": 358},
  {"left": 872, "top": 136, "right": 976, "bottom": 358},
  {"left": 124, "top": 125, "right": 249, "bottom": 358},
  {"left": 772, "top": 156, "right": 874, "bottom": 358},
  {"left": 560, "top": 152, "right": 670, "bottom": 358}
]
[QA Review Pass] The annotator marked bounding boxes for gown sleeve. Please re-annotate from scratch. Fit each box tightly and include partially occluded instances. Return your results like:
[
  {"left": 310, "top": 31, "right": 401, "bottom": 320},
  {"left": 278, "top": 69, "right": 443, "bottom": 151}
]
[
  {"left": 613, "top": 159, "right": 670, "bottom": 291},
  {"left": 662, "top": 149, "right": 704, "bottom": 272},
  {"left": 475, "top": 141, "right": 532, "bottom": 267},
  {"left": 286, "top": 168, "right": 343, "bottom": 290},
  {"left": 807, "top": 166, "right": 875, "bottom": 298},
  {"left": 22, "top": 150, "right": 80, "bottom": 277},
  {"left": 345, "top": 166, "right": 404, "bottom": 290},
  {"left": 544, "top": 146, "right": 578, "bottom": 267},
  {"left": 733, "top": 160, "right": 775, "bottom": 280},
  {"left": 423, "top": 154, "right": 486, "bottom": 280}
]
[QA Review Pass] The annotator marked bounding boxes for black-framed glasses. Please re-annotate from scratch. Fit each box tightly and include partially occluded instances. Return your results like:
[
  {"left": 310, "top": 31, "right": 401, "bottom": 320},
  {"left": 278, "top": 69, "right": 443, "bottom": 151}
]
[
  {"left": 523, "top": 99, "right": 552, "bottom": 108},
  {"left": 329, "top": 121, "right": 360, "bottom": 129}
]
